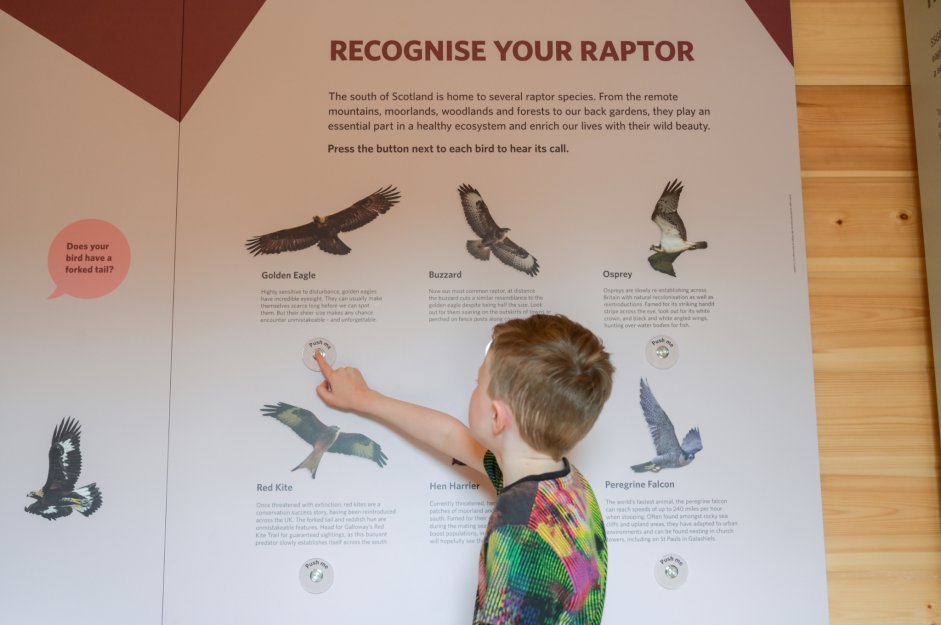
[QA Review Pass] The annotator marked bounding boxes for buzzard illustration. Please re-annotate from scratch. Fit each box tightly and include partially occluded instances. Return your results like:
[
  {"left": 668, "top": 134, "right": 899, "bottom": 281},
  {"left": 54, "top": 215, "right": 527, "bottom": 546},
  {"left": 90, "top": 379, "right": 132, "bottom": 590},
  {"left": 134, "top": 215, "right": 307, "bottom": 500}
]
[
  {"left": 648, "top": 179, "right": 708, "bottom": 277},
  {"left": 459, "top": 184, "right": 539, "bottom": 276},
  {"left": 631, "top": 379, "right": 702, "bottom": 473},
  {"left": 25, "top": 417, "right": 102, "bottom": 520},
  {"left": 262, "top": 403, "right": 388, "bottom": 478},
  {"left": 246, "top": 186, "right": 401, "bottom": 256}
]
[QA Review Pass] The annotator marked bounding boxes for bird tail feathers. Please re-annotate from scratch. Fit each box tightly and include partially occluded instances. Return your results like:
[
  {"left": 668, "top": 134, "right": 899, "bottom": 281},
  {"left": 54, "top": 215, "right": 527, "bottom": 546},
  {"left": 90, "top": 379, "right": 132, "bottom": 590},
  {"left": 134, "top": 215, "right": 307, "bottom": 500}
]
[
  {"left": 631, "top": 462, "right": 654, "bottom": 473},
  {"left": 466, "top": 240, "right": 491, "bottom": 261},
  {"left": 318, "top": 236, "right": 352, "bottom": 255},
  {"left": 690, "top": 241, "right": 708, "bottom": 250},
  {"left": 292, "top": 450, "right": 323, "bottom": 478},
  {"left": 73, "top": 483, "right": 102, "bottom": 517}
]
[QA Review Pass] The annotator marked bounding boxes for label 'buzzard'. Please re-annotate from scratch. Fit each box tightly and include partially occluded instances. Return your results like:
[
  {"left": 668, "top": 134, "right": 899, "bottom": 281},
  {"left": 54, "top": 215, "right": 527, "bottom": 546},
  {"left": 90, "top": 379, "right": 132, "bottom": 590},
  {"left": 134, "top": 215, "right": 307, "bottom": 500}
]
[
  {"left": 246, "top": 186, "right": 400, "bottom": 256},
  {"left": 25, "top": 417, "right": 102, "bottom": 520},
  {"left": 262, "top": 403, "right": 388, "bottom": 479},
  {"left": 648, "top": 179, "right": 708, "bottom": 277},
  {"left": 459, "top": 184, "right": 539, "bottom": 276}
]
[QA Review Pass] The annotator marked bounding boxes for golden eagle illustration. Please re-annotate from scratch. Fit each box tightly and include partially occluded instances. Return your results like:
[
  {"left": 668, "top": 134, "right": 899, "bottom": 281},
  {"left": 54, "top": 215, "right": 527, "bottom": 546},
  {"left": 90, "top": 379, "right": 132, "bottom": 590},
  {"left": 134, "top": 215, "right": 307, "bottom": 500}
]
[
  {"left": 25, "top": 417, "right": 102, "bottom": 520},
  {"left": 648, "top": 179, "right": 707, "bottom": 277},
  {"left": 261, "top": 403, "right": 388, "bottom": 478},
  {"left": 246, "top": 186, "right": 401, "bottom": 256},
  {"left": 459, "top": 184, "right": 539, "bottom": 276}
]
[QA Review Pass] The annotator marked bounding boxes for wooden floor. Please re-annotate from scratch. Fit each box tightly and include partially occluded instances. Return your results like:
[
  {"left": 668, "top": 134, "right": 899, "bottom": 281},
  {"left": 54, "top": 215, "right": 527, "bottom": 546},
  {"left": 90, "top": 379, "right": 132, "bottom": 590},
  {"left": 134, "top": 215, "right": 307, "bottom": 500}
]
[{"left": 793, "top": 0, "right": 941, "bottom": 622}]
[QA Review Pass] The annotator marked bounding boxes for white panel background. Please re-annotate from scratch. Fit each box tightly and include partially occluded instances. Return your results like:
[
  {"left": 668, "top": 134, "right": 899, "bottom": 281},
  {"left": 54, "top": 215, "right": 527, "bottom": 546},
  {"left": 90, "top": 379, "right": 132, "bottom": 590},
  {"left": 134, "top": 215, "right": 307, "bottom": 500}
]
[
  {"left": 0, "top": 1, "right": 828, "bottom": 624},
  {"left": 165, "top": 1, "right": 826, "bottom": 624}
]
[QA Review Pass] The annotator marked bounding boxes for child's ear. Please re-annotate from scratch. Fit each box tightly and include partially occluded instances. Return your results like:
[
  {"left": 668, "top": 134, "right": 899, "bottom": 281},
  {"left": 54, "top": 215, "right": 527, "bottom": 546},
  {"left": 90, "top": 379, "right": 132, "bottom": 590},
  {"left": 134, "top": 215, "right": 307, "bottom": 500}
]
[{"left": 491, "top": 399, "right": 515, "bottom": 435}]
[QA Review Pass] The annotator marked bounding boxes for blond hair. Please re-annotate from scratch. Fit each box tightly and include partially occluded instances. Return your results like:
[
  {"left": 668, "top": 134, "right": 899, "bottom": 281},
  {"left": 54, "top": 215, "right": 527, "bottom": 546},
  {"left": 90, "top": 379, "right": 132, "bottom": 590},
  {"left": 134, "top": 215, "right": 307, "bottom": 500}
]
[{"left": 488, "top": 314, "right": 614, "bottom": 459}]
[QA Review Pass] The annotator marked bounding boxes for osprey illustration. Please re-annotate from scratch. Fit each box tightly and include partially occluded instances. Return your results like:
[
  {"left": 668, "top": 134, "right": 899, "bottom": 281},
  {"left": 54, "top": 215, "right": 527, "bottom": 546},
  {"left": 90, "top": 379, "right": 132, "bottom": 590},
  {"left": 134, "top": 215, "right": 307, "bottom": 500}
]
[
  {"left": 25, "top": 417, "right": 103, "bottom": 520},
  {"left": 459, "top": 184, "right": 539, "bottom": 276},
  {"left": 631, "top": 379, "right": 702, "bottom": 473},
  {"left": 246, "top": 186, "right": 401, "bottom": 256},
  {"left": 648, "top": 179, "right": 708, "bottom": 277},
  {"left": 262, "top": 403, "right": 388, "bottom": 478}
]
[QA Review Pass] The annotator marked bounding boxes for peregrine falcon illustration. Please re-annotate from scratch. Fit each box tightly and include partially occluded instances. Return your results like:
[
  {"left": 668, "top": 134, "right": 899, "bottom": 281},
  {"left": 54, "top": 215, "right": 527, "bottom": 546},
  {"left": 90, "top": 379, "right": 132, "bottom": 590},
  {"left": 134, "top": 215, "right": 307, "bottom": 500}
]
[
  {"left": 261, "top": 403, "right": 388, "bottom": 478},
  {"left": 648, "top": 179, "right": 708, "bottom": 277},
  {"left": 25, "top": 417, "right": 103, "bottom": 520},
  {"left": 459, "top": 184, "right": 539, "bottom": 276},
  {"left": 631, "top": 379, "right": 702, "bottom": 473},
  {"left": 245, "top": 186, "right": 401, "bottom": 256}
]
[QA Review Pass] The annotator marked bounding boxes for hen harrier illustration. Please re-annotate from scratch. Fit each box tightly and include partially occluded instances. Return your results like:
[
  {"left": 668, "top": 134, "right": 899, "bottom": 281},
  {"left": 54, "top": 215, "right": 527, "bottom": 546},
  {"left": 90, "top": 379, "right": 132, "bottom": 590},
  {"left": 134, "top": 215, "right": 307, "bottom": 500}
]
[
  {"left": 246, "top": 186, "right": 400, "bottom": 256},
  {"left": 459, "top": 184, "right": 539, "bottom": 276},
  {"left": 648, "top": 179, "right": 707, "bottom": 277},
  {"left": 261, "top": 403, "right": 388, "bottom": 478},
  {"left": 25, "top": 417, "right": 102, "bottom": 520},
  {"left": 631, "top": 379, "right": 702, "bottom": 473}
]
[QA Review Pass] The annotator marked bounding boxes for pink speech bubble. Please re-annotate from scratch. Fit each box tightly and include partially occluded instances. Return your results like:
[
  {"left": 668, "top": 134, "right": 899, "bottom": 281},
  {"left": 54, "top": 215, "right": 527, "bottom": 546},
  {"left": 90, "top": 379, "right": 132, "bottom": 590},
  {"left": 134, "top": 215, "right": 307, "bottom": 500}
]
[{"left": 48, "top": 219, "right": 131, "bottom": 299}]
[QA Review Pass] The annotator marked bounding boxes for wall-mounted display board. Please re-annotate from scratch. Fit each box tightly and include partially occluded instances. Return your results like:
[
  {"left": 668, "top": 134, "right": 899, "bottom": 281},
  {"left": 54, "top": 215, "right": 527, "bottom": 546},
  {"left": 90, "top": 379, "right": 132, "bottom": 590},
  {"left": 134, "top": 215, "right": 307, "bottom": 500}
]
[
  {"left": 0, "top": 1, "right": 830, "bottom": 623},
  {"left": 903, "top": 0, "right": 941, "bottom": 433}
]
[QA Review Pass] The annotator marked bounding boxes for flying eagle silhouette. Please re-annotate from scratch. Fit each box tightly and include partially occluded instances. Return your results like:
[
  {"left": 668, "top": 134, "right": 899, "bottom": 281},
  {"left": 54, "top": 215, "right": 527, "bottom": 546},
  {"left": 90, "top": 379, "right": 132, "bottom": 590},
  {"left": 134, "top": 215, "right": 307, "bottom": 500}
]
[
  {"left": 246, "top": 186, "right": 401, "bottom": 256},
  {"left": 459, "top": 184, "right": 539, "bottom": 276},
  {"left": 262, "top": 403, "right": 388, "bottom": 478},
  {"left": 25, "top": 417, "right": 102, "bottom": 520},
  {"left": 648, "top": 179, "right": 707, "bottom": 277},
  {"left": 631, "top": 379, "right": 702, "bottom": 473}
]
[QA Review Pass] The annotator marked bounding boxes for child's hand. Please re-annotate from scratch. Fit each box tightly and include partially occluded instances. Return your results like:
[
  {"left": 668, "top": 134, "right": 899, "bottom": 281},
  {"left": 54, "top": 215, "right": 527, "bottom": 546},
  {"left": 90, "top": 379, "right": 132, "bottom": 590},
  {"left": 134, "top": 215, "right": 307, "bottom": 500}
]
[
  {"left": 314, "top": 352, "right": 485, "bottom": 474},
  {"left": 314, "top": 351, "right": 373, "bottom": 412}
]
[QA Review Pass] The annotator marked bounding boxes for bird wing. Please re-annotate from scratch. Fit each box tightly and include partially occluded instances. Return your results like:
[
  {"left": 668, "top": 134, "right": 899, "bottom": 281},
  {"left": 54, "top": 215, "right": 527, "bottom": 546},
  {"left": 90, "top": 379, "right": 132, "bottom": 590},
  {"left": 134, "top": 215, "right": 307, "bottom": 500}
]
[
  {"left": 681, "top": 428, "right": 703, "bottom": 454},
  {"left": 245, "top": 221, "right": 321, "bottom": 255},
  {"left": 329, "top": 432, "right": 388, "bottom": 467},
  {"left": 653, "top": 213, "right": 687, "bottom": 245},
  {"left": 651, "top": 179, "right": 687, "bottom": 241},
  {"left": 44, "top": 417, "right": 83, "bottom": 493},
  {"left": 324, "top": 186, "right": 401, "bottom": 233},
  {"left": 492, "top": 238, "right": 540, "bottom": 276},
  {"left": 261, "top": 403, "right": 329, "bottom": 446},
  {"left": 459, "top": 184, "right": 500, "bottom": 238},
  {"left": 647, "top": 250, "right": 681, "bottom": 277},
  {"left": 639, "top": 379, "right": 682, "bottom": 455},
  {"left": 26, "top": 499, "right": 73, "bottom": 520}
]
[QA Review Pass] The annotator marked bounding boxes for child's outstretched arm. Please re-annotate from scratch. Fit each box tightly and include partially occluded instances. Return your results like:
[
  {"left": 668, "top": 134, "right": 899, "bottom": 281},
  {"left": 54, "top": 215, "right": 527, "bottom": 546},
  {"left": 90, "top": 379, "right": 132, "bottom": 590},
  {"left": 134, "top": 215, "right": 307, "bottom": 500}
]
[{"left": 314, "top": 352, "right": 486, "bottom": 474}]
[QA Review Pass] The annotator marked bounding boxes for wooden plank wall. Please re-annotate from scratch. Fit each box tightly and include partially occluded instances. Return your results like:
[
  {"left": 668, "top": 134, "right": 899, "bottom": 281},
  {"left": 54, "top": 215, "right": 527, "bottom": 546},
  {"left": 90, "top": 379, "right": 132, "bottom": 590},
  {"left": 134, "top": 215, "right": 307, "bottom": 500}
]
[{"left": 792, "top": 0, "right": 941, "bottom": 622}]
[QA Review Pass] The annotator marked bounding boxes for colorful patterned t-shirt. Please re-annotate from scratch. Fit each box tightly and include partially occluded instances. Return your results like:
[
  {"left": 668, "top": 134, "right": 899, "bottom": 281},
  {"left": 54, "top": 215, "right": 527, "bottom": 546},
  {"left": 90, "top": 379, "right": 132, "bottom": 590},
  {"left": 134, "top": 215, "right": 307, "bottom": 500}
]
[{"left": 474, "top": 451, "right": 608, "bottom": 625}]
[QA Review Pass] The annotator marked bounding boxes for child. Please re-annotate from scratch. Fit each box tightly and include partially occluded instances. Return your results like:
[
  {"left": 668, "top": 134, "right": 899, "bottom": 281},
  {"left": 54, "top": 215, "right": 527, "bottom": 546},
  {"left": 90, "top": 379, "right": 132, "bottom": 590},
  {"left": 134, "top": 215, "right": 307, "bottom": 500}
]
[{"left": 314, "top": 313, "right": 614, "bottom": 625}]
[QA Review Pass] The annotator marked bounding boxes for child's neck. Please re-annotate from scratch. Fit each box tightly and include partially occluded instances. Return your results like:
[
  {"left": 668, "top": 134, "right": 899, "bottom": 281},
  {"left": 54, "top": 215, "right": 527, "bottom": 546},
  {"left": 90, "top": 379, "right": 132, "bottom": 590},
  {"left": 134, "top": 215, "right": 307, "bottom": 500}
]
[
  {"left": 488, "top": 411, "right": 566, "bottom": 485},
  {"left": 496, "top": 450, "right": 566, "bottom": 486}
]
